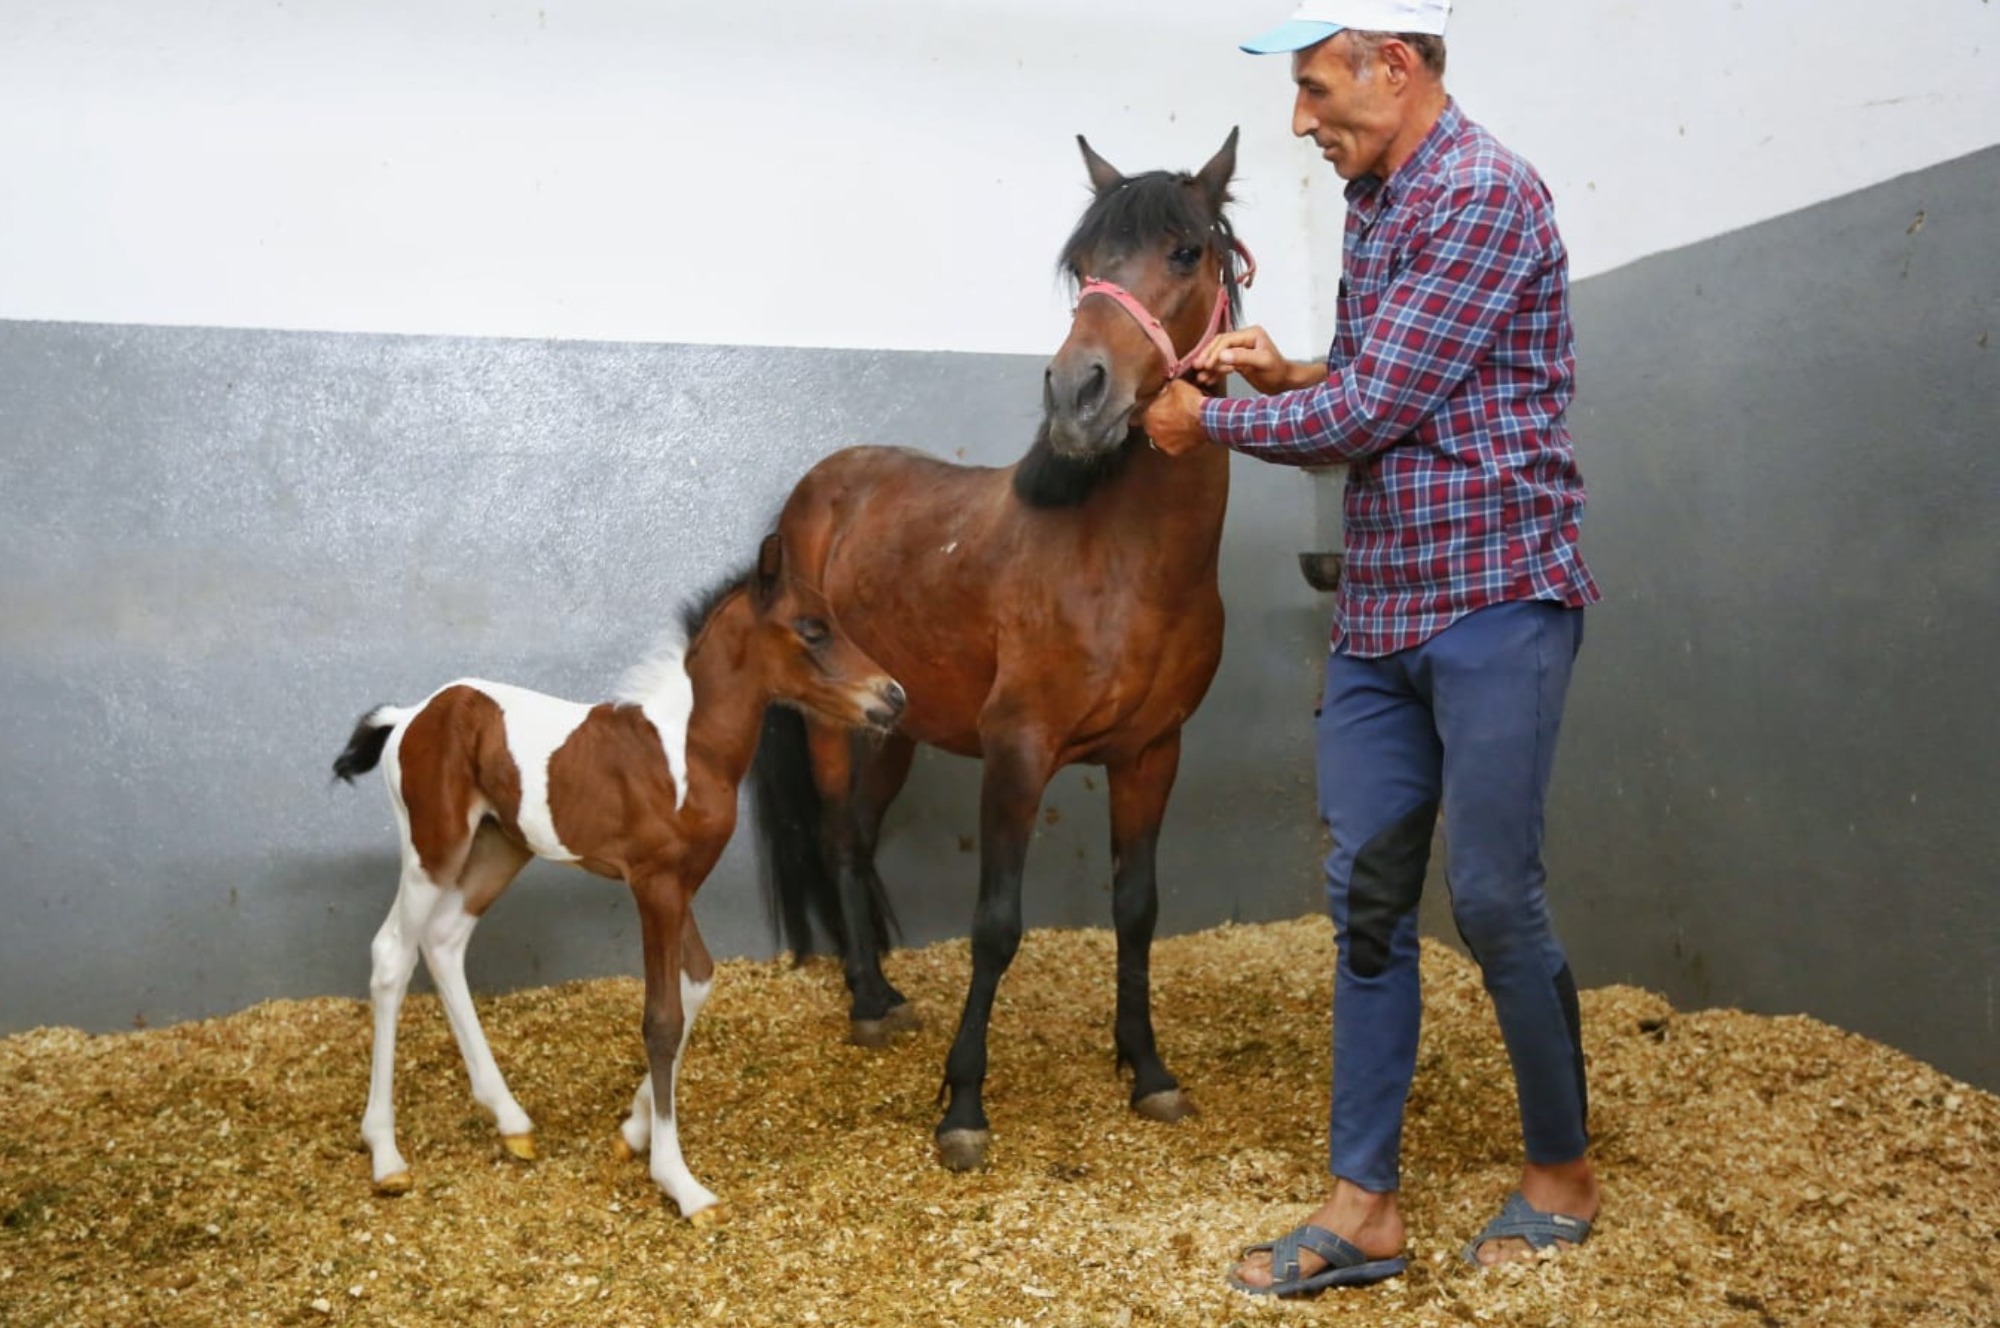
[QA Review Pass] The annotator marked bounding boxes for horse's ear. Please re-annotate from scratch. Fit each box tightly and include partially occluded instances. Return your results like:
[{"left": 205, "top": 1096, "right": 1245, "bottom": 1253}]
[
  {"left": 1193, "top": 126, "right": 1240, "bottom": 211},
  {"left": 1077, "top": 135, "right": 1124, "bottom": 196},
  {"left": 755, "top": 533, "right": 783, "bottom": 606}
]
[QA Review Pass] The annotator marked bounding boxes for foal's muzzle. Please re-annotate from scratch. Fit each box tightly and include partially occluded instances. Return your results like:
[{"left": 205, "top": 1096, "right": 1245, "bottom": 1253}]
[{"left": 864, "top": 680, "right": 907, "bottom": 730}]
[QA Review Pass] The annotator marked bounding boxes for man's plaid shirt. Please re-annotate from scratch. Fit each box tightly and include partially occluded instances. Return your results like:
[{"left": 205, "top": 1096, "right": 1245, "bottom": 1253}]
[{"left": 1202, "top": 100, "right": 1599, "bottom": 657}]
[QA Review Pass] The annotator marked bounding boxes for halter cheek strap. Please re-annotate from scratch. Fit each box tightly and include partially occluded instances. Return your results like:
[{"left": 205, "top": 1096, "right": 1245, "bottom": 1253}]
[{"left": 1076, "top": 240, "right": 1258, "bottom": 384}]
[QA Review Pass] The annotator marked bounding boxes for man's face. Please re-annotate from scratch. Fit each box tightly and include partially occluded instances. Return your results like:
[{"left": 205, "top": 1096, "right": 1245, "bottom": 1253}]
[{"left": 1290, "top": 33, "right": 1402, "bottom": 180}]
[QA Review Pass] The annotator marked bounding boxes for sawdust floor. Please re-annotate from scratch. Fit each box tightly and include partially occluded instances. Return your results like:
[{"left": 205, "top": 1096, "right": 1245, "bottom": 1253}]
[{"left": 3, "top": 917, "right": 1997, "bottom": 1327}]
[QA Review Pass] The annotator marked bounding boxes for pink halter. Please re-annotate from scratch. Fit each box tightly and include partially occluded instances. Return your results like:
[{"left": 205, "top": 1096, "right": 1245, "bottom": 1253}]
[{"left": 1076, "top": 240, "right": 1257, "bottom": 385}]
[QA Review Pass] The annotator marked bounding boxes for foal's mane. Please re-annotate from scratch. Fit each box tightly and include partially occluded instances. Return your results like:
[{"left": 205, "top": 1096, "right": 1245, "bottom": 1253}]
[
  {"left": 613, "top": 565, "right": 752, "bottom": 710},
  {"left": 675, "top": 567, "right": 755, "bottom": 654},
  {"left": 1015, "top": 169, "right": 1242, "bottom": 510}
]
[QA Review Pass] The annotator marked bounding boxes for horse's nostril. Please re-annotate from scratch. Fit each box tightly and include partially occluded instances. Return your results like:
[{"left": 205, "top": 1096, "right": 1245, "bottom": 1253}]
[
  {"left": 885, "top": 681, "right": 908, "bottom": 712},
  {"left": 1074, "top": 360, "right": 1108, "bottom": 412}
]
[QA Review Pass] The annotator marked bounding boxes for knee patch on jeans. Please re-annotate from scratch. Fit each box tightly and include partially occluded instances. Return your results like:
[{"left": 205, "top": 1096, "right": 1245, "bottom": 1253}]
[{"left": 1345, "top": 801, "right": 1437, "bottom": 978}]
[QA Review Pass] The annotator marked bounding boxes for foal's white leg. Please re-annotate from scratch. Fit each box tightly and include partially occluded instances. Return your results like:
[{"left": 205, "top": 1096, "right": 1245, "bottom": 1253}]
[
  {"left": 361, "top": 870, "right": 435, "bottom": 1193},
  {"left": 618, "top": 1072, "right": 655, "bottom": 1158},
  {"left": 420, "top": 889, "right": 535, "bottom": 1157},
  {"left": 649, "top": 967, "right": 718, "bottom": 1219}
]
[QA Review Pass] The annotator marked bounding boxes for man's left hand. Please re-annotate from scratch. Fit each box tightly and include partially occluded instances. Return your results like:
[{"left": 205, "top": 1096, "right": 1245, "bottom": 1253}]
[{"left": 1141, "top": 380, "right": 1211, "bottom": 457}]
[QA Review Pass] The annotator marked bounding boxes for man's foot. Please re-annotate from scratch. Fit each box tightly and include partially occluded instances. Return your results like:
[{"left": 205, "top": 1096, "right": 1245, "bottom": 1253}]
[
  {"left": 1468, "top": 1158, "right": 1600, "bottom": 1267},
  {"left": 1229, "top": 1179, "right": 1405, "bottom": 1291}
]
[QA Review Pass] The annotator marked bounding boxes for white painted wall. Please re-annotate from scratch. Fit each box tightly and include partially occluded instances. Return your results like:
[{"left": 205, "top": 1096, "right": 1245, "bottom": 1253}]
[{"left": 2, "top": 0, "right": 1994, "bottom": 355}]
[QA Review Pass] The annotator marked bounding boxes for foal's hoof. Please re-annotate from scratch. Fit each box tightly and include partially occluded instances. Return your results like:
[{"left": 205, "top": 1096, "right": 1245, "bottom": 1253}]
[
  {"left": 374, "top": 1171, "right": 413, "bottom": 1197},
  {"left": 686, "top": 1204, "right": 726, "bottom": 1229},
  {"left": 1132, "top": 1088, "right": 1197, "bottom": 1123},
  {"left": 611, "top": 1136, "right": 636, "bottom": 1163},
  {"left": 935, "top": 1128, "right": 992, "bottom": 1172},
  {"left": 849, "top": 1003, "right": 921, "bottom": 1048},
  {"left": 501, "top": 1133, "right": 537, "bottom": 1162}
]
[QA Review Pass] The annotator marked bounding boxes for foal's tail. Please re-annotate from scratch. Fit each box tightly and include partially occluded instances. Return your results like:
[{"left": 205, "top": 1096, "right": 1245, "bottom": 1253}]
[
  {"left": 749, "top": 705, "right": 897, "bottom": 962},
  {"left": 331, "top": 704, "right": 412, "bottom": 784}
]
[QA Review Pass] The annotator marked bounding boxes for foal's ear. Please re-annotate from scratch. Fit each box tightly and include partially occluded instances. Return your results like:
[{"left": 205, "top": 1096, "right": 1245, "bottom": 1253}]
[
  {"left": 1077, "top": 135, "right": 1124, "bottom": 196},
  {"left": 1194, "top": 127, "right": 1240, "bottom": 211},
  {"left": 755, "top": 533, "right": 783, "bottom": 606}
]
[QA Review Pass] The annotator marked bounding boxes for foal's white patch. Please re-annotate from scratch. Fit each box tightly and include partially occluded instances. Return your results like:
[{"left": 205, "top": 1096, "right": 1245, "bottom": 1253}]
[
  {"left": 615, "top": 630, "right": 694, "bottom": 810},
  {"left": 462, "top": 679, "right": 590, "bottom": 863}
]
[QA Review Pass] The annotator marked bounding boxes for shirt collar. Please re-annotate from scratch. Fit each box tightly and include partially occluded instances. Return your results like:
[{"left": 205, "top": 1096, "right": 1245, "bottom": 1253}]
[{"left": 1344, "top": 97, "right": 1465, "bottom": 216}]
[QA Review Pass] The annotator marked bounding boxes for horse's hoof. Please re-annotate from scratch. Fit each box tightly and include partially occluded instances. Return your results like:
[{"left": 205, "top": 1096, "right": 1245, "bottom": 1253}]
[
  {"left": 1133, "top": 1088, "right": 1197, "bottom": 1123},
  {"left": 374, "top": 1171, "right": 413, "bottom": 1196},
  {"left": 501, "top": 1134, "right": 536, "bottom": 1162},
  {"left": 850, "top": 1003, "right": 919, "bottom": 1048},
  {"left": 686, "top": 1203, "right": 725, "bottom": 1228},
  {"left": 611, "top": 1136, "right": 636, "bottom": 1163},
  {"left": 935, "top": 1128, "right": 991, "bottom": 1172}
]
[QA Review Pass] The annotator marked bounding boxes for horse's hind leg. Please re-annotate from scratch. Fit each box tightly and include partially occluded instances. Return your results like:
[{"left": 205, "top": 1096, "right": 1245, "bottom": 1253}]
[
  {"left": 1107, "top": 733, "right": 1194, "bottom": 1123},
  {"left": 809, "top": 722, "right": 919, "bottom": 1045},
  {"left": 420, "top": 823, "right": 536, "bottom": 1160},
  {"left": 362, "top": 862, "right": 437, "bottom": 1194}
]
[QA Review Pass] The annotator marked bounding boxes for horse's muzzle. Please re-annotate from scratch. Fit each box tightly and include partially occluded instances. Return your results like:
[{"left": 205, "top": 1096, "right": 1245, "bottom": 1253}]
[{"left": 1043, "top": 355, "right": 1135, "bottom": 459}]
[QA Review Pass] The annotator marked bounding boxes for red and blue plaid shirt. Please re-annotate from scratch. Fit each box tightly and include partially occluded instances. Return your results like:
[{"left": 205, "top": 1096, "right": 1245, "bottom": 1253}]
[{"left": 1203, "top": 100, "right": 1599, "bottom": 657}]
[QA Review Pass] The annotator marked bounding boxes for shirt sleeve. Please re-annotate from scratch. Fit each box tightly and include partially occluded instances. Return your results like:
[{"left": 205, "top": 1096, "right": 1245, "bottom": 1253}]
[{"left": 1199, "top": 180, "right": 1543, "bottom": 466}]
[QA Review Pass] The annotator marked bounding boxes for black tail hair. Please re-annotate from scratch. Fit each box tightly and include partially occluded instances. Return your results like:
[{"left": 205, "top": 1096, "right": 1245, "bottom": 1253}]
[
  {"left": 749, "top": 705, "right": 899, "bottom": 961},
  {"left": 332, "top": 707, "right": 397, "bottom": 784}
]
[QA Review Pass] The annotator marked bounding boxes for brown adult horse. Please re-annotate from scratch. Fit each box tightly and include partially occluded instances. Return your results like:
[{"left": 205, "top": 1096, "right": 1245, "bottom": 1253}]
[{"left": 751, "top": 130, "right": 1248, "bottom": 1171}]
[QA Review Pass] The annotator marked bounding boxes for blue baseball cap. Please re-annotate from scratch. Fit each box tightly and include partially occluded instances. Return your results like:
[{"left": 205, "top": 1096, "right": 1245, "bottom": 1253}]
[{"left": 1240, "top": 0, "right": 1451, "bottom": 55}]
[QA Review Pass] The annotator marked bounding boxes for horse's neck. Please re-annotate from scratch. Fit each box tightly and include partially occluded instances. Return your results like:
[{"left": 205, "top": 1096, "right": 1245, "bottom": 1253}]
[
  {"left": 678, "top": 615, "right": 766, "bottom": 791},
  {"left": 1105, "top": 437, "right": 1231, "bottom": 564}
]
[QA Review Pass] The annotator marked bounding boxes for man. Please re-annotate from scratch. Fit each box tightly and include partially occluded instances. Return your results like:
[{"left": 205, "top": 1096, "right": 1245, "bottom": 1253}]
[{"left": 1142, "top": 0, "right": 1603, "bottom": 1297}]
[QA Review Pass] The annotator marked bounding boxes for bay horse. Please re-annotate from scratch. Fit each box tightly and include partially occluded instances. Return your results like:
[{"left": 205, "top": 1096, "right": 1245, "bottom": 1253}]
[
  {"left": 331, "top": 534, "right": 903, "bottom": 1219},
  {"left": 751, "top": 130, "right": 1249, "bottom": 1171}
]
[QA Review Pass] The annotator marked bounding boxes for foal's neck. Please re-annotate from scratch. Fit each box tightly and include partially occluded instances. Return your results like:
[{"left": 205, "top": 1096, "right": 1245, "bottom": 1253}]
[{"left": 677, "top": 599, "right": 770, "bottom": 791}]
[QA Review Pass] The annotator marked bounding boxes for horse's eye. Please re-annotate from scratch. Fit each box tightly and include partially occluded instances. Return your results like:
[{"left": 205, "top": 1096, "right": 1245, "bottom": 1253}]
[
  {"left": 1169, "top": 244, "right": 1203, "bottom": 268},
  {"left": 795, "top": 618, "right": 831, "bottom": 647}
]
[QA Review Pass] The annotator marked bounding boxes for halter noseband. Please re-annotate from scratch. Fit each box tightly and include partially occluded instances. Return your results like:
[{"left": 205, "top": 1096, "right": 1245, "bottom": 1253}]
[{"left": 1075, "top": 239, "right": 1257, "bottom": 386}]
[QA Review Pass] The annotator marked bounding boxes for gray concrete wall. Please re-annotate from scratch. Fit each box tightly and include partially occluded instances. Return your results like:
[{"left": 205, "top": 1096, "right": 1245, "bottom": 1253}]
[
  {"left": 0, "top": 326, "right": 1326, "bottom": 1035},
  {"left": 1538, "top": 145, "right": 2000, "bottom": 1091},
  {"left": 4, "top": 147, "right": 1994, "bottom": 1096}
]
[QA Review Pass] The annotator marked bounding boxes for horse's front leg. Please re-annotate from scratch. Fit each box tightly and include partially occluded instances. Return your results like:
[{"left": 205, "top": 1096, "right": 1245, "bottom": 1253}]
[
  {"left": 935, "top": 737, "right": 1051, "bottom": 1171},
  {"left": 1107, "top": 732, "right": 1195, "bottom": 1122},
  {"left": 630, "top": 877, "right": 720, "bottom": 1221}
]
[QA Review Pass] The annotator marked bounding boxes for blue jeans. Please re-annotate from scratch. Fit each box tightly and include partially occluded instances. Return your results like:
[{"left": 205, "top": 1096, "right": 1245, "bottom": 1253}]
[{"left": 1316, "top": 599, "right": 1588, "bottom": 1192}]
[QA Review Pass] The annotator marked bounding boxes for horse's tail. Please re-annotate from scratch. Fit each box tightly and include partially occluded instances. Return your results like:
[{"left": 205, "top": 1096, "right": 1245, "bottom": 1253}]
[
  {"left": 332, "top": 704, "right": 412, "bottom": 784},
  {"left": 750, "top": 706, "right": 900, "bottom": 962},
  {"left": 750, "top": 706, "right": 837, "bottom": 960}
]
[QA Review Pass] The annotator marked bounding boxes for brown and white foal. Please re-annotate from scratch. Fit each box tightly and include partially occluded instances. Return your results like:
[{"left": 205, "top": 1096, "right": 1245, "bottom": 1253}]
[{"left": 332, "top": 536, "right": 902, "bottom": 1219}]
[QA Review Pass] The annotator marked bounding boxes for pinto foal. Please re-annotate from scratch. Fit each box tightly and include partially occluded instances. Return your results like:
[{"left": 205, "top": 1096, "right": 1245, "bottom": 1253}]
[{"left": 332, "top": 538, "right": 902, "bottom": 1219}]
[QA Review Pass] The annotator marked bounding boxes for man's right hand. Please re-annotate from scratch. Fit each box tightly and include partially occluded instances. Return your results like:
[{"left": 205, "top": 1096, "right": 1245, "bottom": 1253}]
[{"left": 1192, "top": 327, "right": 1326, "bottom": 395}]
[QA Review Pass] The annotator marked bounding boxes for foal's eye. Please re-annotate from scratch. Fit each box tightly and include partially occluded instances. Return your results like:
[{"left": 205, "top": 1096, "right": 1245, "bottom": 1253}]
[
  {"left": 1169, "top": 244, "right": 1204, "bottom": 268},
  {"left": 795, "top": 618, "right": 831, "bottom": 647}
]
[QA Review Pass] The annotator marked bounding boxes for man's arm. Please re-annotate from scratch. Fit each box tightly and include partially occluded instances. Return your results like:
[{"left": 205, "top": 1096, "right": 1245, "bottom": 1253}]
[{"left": 1199, "top": 180, "right": 1544, "bottom": 466}]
